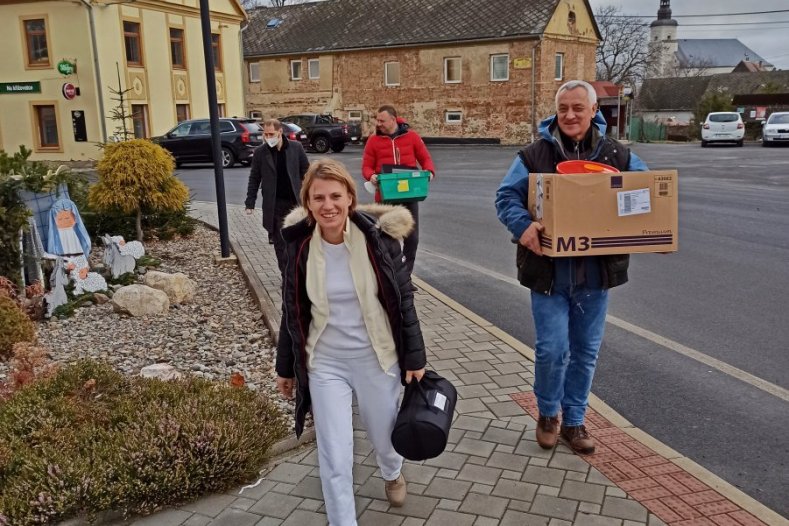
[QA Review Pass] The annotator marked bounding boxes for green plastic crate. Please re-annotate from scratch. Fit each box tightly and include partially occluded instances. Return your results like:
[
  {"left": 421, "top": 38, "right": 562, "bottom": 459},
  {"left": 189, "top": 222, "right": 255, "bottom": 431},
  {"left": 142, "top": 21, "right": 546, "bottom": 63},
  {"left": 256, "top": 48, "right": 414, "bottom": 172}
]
[{"left": 378, "top": 170, "right": 431, "bottom": 203}]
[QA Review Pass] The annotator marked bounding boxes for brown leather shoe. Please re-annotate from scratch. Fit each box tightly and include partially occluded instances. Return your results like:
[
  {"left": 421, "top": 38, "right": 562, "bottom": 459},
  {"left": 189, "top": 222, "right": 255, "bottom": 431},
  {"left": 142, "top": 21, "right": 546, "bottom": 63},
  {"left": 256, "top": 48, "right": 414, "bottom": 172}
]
[
  {"left": 384, "top": 473, "right": 407, "bottom": 507},
  {"left": 536, "top": 415, "right": 560, "bottom": 449},
  {"left": 560, "top": 425, "right": 595, "bottom": 455}
]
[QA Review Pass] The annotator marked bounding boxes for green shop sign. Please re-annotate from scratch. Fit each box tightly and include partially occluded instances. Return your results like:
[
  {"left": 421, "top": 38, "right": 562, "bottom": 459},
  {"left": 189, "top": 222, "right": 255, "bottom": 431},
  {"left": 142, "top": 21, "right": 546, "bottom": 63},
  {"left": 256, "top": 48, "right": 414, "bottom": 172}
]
[
  {"left": 0, "top": 82, "right": 41, "bottom": 94},
  {"left": 57, "top": 59, "right": 77, "bottom": 75}
]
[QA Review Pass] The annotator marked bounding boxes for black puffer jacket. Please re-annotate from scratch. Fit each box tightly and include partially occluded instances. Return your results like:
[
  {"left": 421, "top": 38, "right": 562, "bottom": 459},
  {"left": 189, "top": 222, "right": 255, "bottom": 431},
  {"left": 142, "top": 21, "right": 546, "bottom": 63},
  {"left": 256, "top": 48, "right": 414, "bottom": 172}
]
[{"left": 276, "top": 204, "right": 427, "bottom": 437}]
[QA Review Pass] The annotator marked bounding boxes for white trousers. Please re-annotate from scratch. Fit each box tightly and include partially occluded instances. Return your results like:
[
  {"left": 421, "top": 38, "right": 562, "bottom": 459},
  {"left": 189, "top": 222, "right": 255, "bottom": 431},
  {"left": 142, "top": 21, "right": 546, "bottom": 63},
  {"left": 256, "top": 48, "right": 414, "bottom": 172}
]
[{"left": 308, "top": 350, "right": 403, "bottom": 526}]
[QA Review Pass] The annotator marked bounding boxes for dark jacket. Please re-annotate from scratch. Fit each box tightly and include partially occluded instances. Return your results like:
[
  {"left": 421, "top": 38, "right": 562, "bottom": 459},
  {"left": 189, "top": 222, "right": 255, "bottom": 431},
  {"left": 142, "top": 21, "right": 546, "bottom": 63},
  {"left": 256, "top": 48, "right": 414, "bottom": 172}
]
[
  {"left": 495, "top": 111, "right": 649, "bottom": 294},
  {"left": 276, "top": 203, "right": 427, "bottom": 437},
  {"left": 244, "top": 139, "right": 309, "bottom": 233}
]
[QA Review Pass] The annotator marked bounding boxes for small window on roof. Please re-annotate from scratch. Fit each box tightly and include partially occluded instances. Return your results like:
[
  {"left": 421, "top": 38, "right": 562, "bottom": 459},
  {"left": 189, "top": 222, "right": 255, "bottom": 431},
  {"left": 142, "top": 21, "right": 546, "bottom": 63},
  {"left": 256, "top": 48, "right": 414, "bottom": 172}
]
[
  {"left": 568, "top": 11, "right": 576, "bottom": 25},
  {"left": 267, "top": 18, "right": 282, "bottom": 28}
]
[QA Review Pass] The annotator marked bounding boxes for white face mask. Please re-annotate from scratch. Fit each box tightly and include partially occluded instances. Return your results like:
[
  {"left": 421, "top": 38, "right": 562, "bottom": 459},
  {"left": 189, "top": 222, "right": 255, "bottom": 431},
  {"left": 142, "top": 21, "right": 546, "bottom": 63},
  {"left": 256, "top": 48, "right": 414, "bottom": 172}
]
[{"left": 265, "top": 136, "right": 280, "bottom": 148}]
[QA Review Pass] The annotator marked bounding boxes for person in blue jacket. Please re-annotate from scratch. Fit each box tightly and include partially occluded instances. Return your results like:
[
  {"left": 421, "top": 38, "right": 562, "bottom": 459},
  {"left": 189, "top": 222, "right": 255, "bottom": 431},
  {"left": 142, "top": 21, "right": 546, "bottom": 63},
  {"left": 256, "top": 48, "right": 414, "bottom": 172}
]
[{"left": 495, "top": 80, "right": 648, "bottom": 455}]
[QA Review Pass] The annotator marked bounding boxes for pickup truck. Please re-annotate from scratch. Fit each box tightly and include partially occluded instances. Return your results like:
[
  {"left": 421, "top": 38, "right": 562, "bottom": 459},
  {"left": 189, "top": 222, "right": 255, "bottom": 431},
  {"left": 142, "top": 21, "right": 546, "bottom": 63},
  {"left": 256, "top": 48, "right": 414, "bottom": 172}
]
[{"left": 280, "top": 113, "right": 350, "bottom": 153}]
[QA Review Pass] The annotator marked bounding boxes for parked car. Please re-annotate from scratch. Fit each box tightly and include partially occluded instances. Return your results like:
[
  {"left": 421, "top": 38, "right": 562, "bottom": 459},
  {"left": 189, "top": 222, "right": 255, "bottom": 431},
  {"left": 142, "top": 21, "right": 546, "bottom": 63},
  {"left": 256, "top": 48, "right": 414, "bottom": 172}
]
[
  {"left": 152, "top": 118, "right": 263, "bottom": 168},
  {"left": 281, "top": 122, "right": 309, "bottom": 149},
  {"left": 331, "top": 117, "right": 362, "bottom": 143},
  {"left": 280, "top": 113, "right": 349, "bottom": 153},
  {"left": 761, "top": 112, "right": 789, "bottom": 147},
  {"left": 701, "top": 112, "right": 744, "bottom": 147}
]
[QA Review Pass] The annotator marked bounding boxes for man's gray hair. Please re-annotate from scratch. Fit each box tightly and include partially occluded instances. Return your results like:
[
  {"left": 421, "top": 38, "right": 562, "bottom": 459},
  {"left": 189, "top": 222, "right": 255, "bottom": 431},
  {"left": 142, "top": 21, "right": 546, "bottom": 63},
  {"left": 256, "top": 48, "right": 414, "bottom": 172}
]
[{"left": 555, "top": 80, "right": 597, "bottom": 108}]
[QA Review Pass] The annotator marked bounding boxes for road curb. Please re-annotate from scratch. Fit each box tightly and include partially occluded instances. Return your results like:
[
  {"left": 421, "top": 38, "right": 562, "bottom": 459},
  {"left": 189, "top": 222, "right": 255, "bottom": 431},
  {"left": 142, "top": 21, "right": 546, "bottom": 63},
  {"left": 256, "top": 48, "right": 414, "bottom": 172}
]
[{"left": 412, "top": 276, "right": 786, "bottom": 526}]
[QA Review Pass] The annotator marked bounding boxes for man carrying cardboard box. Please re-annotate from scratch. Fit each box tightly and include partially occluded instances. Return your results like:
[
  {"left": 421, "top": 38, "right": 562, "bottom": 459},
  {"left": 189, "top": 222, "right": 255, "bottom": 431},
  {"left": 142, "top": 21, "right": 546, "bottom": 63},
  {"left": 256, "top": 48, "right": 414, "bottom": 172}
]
[{"left": 494, "top": 80, "right": 648, "bottom": 455}]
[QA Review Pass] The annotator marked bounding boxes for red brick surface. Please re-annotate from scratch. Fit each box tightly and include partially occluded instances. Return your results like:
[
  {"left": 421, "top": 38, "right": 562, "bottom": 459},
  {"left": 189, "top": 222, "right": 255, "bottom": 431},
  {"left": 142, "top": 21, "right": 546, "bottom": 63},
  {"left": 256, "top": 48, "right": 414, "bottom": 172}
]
[{"left": 510, "top": 392, "right": 770, "bottom": 526}]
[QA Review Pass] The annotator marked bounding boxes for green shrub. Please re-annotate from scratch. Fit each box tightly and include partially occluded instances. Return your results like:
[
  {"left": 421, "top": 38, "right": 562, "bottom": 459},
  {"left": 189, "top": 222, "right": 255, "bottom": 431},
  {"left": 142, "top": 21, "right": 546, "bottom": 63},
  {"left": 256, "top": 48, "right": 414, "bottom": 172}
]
[
  {"left": 80, "top": 203, "right": 197, "bottom": 243},
  {"left": 0, "top": 360, "right": 289, "bottom": 525},
  {"left": 0, "top": 295, "right": 35, "bottom": 360},
  {"left": 89, "top": 140, "right": 189, "bottom": 242}
]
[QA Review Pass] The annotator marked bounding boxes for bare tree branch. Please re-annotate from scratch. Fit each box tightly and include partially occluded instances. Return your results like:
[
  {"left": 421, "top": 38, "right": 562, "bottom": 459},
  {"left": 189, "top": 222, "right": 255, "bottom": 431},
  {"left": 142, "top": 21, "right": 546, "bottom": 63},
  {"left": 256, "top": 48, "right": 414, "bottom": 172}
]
[{"left": 595, "top": 5, "right": 665, "bottom": 86}]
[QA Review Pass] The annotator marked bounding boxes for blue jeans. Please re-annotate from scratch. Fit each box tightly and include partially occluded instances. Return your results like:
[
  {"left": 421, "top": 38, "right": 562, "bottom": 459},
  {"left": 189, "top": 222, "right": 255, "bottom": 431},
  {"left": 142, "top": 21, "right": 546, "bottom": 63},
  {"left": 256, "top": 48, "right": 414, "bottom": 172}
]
[{"left": 531, "top": 286, "right": 609, "bottom": 426}]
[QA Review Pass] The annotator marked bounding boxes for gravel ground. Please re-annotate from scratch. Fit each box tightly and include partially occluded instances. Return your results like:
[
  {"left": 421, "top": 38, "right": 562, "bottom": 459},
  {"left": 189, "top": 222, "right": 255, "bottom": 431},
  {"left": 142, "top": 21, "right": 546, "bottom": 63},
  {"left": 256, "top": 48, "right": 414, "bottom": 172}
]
[{"left": 0, "top": 225, "right": 295, "bottom": 430}]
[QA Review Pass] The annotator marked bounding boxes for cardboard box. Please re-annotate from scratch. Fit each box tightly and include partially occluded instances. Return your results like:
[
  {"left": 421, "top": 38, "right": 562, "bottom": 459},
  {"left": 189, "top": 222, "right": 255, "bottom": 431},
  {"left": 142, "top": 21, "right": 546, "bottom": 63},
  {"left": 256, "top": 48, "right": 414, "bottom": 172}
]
[{"left": 527, "top": 170, "right": 678, "bottom": 257}]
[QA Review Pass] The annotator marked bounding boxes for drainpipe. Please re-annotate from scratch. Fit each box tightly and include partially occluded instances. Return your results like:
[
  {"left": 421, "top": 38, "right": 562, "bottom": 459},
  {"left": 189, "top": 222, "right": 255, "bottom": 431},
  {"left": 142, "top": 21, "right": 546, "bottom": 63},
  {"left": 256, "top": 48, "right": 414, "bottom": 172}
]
[
  {"left": 79, "top": 0, "right": 108, "bottom": 142},
  {"left": 531, "top": 37, "right": 542, "bottom": 143},
  {"left": 239, "top": 18, "right": 250, "bottom": 118}
]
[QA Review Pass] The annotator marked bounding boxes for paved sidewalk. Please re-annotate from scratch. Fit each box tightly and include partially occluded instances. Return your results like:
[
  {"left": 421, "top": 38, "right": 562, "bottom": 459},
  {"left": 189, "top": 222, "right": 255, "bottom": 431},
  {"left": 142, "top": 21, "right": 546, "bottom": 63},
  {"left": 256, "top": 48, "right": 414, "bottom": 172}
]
[{"left": 116, "top": 202, "right": 783, "bottom": 526}]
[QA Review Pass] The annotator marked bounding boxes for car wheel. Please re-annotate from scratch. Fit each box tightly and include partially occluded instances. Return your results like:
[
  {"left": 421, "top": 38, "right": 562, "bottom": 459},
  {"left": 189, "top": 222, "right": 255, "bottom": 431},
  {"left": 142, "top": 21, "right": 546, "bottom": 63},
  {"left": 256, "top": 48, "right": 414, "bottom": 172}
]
[
  {"left": 701, "top": 140, "right": 708, "bottom": 147},
  {"left": 736, "top": 140, "right": 744, "bottom": 147},
  {"left": 221, "top": 147, "right": 235, "bottom": 168},
  {"left": 313, "top": 135, "right": 330, "bottom": 154},
  {"left": 331, "top": 142, "right": 346, "bottom": 153}
]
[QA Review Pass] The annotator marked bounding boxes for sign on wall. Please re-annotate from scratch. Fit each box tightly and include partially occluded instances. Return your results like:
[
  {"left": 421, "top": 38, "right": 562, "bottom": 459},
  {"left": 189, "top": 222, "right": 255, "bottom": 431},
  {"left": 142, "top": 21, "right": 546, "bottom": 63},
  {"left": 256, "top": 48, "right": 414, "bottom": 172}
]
[
  {"left": 0, "top": 82, "right": 41, "bottom": 94},
  {"left": 57, "top": 59, "right": 77, "bottom": 76},
  {"left": 513, "top": 58, "right": 532, "bottom": 69},
  {"left": 62, "top": 83, "right": 78, "bottom": 100},
  {"left": 71, "top": 111, "right": 87, "bottom": 142}
]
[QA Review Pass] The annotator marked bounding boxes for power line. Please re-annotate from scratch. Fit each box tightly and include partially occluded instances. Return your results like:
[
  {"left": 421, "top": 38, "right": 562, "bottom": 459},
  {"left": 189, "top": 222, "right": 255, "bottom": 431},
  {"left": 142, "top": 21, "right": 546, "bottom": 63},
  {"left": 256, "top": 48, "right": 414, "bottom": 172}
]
[{"left": 607, "top": 9, "right": 789, "bottom": 19}]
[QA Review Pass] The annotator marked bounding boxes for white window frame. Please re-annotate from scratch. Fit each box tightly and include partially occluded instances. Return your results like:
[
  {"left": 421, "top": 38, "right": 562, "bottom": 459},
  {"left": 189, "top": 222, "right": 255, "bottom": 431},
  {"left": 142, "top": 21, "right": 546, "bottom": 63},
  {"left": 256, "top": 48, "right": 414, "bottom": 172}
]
[
  {"left": 445, "top": 110, "right": 463, "bottom": 124},
  {"left": 348, "top": 110, "right": 362, "bottom": 121},
  {"left": 490, "top": 54, "right": 509, "bottom": 81},
  {"left": 248, "top": 61, "right": 260, "bottom": 83},
  {"left": 384, "top": 61, "right": 400, "bottom": 87},
  {"left": 554, "top": 53, "right": 564, "bottom": 81},
  {"left": 444, "top": 57, "right": 462, "bottom": 84},
  {"left": 290, "top": 60, "right": 302, "bottom": 80},
  {"left": 249, "top": 110, "right": 262, "bottom": 120},
  {"left": 308, "top": 58, "right": 320, "bottom": 80}
]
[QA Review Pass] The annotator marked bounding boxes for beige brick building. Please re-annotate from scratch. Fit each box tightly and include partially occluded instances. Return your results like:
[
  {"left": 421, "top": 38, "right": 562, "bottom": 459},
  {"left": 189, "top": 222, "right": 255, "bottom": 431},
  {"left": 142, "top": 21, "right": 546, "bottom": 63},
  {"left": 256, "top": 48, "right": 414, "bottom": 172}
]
[{"left": 243, "top": 0, "right": 600, "bottom": 144}]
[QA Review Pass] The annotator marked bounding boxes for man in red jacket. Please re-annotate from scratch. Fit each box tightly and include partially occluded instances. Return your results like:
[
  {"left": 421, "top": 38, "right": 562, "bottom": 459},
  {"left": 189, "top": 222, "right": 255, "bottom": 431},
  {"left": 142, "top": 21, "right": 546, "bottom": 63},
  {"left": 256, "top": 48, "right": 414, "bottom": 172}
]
[{"left": 362, "top": 105, "right": 435, "bottom": 277}]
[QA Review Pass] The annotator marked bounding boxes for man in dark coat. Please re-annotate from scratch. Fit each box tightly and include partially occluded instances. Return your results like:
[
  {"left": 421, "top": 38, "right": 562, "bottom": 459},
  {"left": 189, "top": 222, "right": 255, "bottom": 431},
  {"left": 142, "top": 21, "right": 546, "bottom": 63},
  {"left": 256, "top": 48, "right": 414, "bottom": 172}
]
[{"left": 245, "top": 118, "right": 309, "bottom": 273}]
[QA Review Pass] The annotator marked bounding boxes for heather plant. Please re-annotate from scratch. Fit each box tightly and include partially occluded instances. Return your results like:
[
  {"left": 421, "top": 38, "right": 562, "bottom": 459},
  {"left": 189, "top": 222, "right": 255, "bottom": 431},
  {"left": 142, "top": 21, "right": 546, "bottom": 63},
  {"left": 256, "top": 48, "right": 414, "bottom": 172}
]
[
  {"left": 0, "top": 295, "right": 36, "bottom": 360},
  {"left": 0, "top": 360, "right": 289, "bottom": 525}
]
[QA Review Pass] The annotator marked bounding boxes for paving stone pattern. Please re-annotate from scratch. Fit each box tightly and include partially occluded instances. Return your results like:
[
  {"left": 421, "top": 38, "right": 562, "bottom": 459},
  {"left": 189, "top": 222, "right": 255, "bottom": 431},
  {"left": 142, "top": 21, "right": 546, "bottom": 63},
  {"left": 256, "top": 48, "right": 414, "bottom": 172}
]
[{"left": 114, "top": 202, "right": 759, "bottom": 525}]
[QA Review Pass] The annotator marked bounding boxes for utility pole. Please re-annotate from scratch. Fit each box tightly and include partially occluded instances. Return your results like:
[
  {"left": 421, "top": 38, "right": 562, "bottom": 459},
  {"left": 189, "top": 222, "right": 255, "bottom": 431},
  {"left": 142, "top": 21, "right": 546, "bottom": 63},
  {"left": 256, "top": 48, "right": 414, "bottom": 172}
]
[{"left": 198, "top": 0, "right": 231, "bottom": 258}]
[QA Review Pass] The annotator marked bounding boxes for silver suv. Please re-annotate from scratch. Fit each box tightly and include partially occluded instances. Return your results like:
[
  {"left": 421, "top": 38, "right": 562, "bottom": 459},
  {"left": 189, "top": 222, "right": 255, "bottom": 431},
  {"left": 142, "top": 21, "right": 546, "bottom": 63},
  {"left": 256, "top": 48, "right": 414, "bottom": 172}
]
[
  {"left": 701, "top": 112, "right": 744, "bottom": 147},
  {"left": 762, "top": 112, "right": 789, "bottom": 147}
]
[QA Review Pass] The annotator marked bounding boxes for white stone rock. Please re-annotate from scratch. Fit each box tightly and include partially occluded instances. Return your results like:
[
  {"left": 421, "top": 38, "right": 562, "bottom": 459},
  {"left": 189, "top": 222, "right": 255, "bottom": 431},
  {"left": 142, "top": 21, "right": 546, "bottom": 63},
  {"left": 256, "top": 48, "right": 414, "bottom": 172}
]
[
  {"left": 111, "top": 285, "right": 169, "bottom": 316},
  {"left": 143, "top": 271, "right": 197, "bottom": 304},
  {"left": 139, "top": 363, "right": 182, "bottom": 381}
]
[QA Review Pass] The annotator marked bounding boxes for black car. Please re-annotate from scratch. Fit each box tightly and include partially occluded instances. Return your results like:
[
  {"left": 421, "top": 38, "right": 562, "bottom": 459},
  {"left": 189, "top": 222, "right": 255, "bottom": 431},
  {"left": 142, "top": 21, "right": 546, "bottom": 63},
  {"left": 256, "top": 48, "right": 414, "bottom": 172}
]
[{"left": 152, "top": 118, "right": 263, "bottom": 168}]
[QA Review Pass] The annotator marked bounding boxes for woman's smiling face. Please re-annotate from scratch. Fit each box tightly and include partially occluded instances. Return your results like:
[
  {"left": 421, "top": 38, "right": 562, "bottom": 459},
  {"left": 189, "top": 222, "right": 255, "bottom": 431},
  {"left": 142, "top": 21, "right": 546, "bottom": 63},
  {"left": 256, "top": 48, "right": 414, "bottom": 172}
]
[{"left": 307, "top": 178, "right": 353, "bottom": 242}]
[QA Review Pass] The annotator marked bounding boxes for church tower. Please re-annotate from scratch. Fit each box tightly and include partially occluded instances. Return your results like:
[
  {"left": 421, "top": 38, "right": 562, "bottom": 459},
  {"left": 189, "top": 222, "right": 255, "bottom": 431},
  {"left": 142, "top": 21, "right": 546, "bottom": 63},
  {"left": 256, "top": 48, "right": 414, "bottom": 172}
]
[{"left": 649, "top": 0, "right": 679, "bottom": 77}]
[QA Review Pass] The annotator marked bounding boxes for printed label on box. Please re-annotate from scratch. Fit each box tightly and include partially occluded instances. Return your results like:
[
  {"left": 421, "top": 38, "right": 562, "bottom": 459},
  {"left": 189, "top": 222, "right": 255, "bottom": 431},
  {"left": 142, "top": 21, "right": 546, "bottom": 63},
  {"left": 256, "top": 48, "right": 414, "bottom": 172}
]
[
  {"left": 617, "top": 188, "right": 651, "bottom": 216},
  {"left": 397, "top": 180, "right": 409, "bottom": 192}
]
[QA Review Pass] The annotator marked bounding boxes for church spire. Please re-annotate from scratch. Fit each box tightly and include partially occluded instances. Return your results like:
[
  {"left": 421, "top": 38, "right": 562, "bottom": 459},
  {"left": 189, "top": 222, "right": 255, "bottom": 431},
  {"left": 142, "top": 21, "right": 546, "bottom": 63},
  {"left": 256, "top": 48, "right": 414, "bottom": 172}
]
[{"left": 657, "top": 0, "right": 672, "bottom": 21}]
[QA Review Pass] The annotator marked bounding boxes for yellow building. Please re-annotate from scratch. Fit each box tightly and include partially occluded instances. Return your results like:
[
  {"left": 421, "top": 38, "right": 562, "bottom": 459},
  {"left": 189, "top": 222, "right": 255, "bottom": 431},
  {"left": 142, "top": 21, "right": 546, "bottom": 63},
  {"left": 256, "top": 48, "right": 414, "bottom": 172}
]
[{"left": 0, "top": 0, "right": 246, "bottom": 162}]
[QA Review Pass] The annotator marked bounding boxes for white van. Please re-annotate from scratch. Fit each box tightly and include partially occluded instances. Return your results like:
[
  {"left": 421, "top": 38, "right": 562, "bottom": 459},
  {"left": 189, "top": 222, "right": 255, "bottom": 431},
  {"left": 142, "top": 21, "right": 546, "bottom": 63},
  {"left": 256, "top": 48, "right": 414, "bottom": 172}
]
[
  {"left": 762, "top": 112, "right": 789, "bottom": 147},
  {"left": 701, "top": 112, "right": 744, "bottom": 147}
]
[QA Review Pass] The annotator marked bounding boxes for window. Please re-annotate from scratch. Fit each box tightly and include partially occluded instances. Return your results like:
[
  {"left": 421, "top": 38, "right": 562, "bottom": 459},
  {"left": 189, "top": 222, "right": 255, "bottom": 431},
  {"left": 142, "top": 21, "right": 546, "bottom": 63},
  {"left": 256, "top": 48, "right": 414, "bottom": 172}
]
[
  {"left": 217, "top": 104, "right": 225, "bottom": 118},
  {"left": 33, "top": 104, "right": 59, "bottom": 150},
  {"left": 290, "top": 60, "right": 302, "bottom": 80},
  {"left": 308, "top": 59, "right": 320, "bottom": 80},
  {"left": 23, "top": 17, "right": 50, "bottom": 67},
  {"left": 171, "top": 122, "right": 192, "bottom": 137},
  {"left": 131, "top": 104, "right": 149, "bottom": 138},
  {"left": 219, "top": 121, "right": 234, "bottom": 133},
  {"left": 211, "top": 33, "right": 222, "bottom": 70},
  {"left": 348, "top": 110, "right": 362, "bottom": 121},
  {"left": 249, "top": 61, "right": 260, "bottom": 82},
  {"left": 124, "top": 21, "right": 143, "bottom": 66},
  {"left": 176, "top": 104, "right": 190, "bottom": 123},
  {"left": 384, "top": 61, "right": 400, "bottom": 86},
  {"left": 554, "top": 53, "right": 564, "bottom": 80},
  {"left": 444, "top": 57, "right": 461, "bottom": 83},
  {"left": 170, "top": 28, "right": 185, "bottom": 68},
  {"left": 445, "top": 111, "right": 462, "bottom": 124},
  {"left": 491, "top": 54, "right": 509, "bottom": 81},
  {"left": 249, "top": 110, "right": 263, "bottom": 120}
]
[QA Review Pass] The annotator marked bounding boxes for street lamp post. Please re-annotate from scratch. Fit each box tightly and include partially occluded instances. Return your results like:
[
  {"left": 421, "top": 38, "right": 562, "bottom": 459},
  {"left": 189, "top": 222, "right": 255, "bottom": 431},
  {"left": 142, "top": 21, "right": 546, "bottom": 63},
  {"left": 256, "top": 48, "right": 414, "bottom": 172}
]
[{"left": 198, "top": 0, "right": 231, "bottom": 258}]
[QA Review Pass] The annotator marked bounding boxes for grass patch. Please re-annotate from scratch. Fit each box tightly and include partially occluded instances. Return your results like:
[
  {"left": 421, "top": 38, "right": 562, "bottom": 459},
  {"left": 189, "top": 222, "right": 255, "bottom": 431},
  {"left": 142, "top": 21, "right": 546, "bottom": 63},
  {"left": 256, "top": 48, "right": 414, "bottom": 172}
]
[{"left": 0, "top": 360, "right": 288, "bottom": 525}]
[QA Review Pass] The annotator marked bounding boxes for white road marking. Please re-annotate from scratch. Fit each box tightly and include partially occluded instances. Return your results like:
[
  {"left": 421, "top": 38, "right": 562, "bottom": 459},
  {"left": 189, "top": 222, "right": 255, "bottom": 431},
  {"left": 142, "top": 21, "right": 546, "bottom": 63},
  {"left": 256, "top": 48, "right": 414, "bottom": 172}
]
[{"left": 420, "top": 247, "right": 789, "bottom": 403}]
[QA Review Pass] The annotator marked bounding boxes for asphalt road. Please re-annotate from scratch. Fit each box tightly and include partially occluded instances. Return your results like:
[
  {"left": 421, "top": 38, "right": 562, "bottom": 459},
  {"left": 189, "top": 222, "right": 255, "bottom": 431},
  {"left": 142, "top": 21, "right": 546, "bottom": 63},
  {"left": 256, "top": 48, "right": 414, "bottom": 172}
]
[{"left": 176, "top": 141, "right": 789, "bottom": 516}]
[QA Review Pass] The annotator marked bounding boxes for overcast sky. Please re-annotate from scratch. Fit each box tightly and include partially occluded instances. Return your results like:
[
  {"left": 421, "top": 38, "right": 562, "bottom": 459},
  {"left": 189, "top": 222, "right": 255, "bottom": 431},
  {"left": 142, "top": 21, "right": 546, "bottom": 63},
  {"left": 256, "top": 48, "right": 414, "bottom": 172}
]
[{"left": 587, "top": 0, "right": 789, "bottom": 69}]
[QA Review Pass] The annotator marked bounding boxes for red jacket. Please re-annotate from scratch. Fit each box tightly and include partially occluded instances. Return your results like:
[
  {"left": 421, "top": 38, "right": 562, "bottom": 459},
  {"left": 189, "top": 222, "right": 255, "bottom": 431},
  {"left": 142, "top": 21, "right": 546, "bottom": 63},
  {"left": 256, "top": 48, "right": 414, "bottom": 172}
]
[{"left": 362, "top": 122, "right": 436, "bottom": 202}]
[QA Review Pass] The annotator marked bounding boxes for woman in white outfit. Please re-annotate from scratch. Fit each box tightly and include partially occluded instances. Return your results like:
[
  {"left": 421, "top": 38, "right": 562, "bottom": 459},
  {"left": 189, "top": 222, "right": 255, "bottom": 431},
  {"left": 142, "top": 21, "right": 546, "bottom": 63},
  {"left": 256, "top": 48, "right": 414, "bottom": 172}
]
[{"left": 276, "top": 158, "right": 427, "bottom": 526}]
